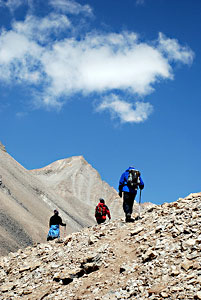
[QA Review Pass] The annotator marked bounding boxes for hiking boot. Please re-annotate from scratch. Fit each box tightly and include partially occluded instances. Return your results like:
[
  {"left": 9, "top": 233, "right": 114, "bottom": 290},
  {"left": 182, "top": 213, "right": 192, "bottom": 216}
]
[
  {"left": 125, "top": 213, "right": 131, "bottom": 222},
  {"left": 127, "top": 218, "right": 135, "bottom": 223}
]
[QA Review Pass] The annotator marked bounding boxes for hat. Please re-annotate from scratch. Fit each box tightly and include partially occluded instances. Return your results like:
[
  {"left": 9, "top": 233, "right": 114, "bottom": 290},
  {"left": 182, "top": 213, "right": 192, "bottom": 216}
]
[
  {"left": 99, "top": 198, "right": 105, "bottom": 203},
  {"left": 54, "top": 209, "right": 58, "bottom": 214}
]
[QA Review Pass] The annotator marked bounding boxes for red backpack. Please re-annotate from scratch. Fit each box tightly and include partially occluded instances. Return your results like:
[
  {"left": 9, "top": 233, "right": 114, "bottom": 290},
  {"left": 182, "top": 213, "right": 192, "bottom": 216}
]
[{"left": 95, "top": 204, "right": 104, "bottom": 217}]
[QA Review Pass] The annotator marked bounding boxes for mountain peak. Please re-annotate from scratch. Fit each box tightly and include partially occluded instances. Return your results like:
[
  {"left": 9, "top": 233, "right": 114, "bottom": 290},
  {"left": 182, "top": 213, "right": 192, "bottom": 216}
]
[{"left": 0, "top": 151, "right": 121, "bottom": 256}]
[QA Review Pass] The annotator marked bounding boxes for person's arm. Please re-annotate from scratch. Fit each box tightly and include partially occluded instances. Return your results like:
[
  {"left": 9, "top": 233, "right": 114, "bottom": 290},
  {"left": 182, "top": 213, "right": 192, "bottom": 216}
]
[
  {"left": 118, "top": 172, "right": 125, "bottom": 197},
  {"left": 106, "top": 206, "right": 111, "bottom": 219},
  {"left": 139, "top": 176, "right": 144, "bottom": 190},
  {"left": 95, "top": 205, "right": 98, "bottom": 217},
  {"left": 59, "top": 216, "right": 66, "bottom": 226},
  {"left": 49, "top": 216, "right": 52, "bottom": 228}
]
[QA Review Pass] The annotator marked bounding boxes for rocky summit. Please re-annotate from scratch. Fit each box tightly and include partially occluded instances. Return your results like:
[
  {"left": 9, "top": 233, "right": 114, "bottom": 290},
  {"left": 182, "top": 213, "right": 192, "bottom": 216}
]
[{"left": 0, "top": 192, "right": 201, "bottom": 300}]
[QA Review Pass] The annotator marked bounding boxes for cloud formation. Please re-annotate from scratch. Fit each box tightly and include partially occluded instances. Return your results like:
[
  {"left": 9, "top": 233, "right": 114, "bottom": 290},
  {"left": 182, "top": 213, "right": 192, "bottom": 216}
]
[
  {"left": 97, "top": 94, "right": 153, "bottom": 123},
  {"left": 136, "top": 0, "right": 145, "bottom": 6},
  {"left": 13, "top": 14, "right": 71, "bottom": 43},
  {"left": 158, "top": 33, "right": 194, "bottom": 64},
  {"left": 49, "top": 0, "right": 93, "bottom": 16},
  {"left": 0, "top": 0, "right": 24, "bottom": 11},
  {"left": 0, "top": 0, "right": 194, "bottom": 123}
]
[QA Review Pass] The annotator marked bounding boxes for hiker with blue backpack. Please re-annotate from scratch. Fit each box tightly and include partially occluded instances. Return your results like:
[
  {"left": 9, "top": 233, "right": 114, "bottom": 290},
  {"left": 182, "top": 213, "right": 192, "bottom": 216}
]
[
  {"left": 47, "top": 209, "right": 66, "bottom": 241},
  {"left": 119, "top": 166, "right": 144, "bottom": 222}
]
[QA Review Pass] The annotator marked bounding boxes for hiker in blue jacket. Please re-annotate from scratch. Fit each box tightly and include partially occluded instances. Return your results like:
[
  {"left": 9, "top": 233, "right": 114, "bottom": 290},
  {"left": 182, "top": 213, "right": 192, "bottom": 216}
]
[
  {"left": 47, "top": 209, "right": 66, "bottom": 241},
  {"left": 119, "top": 166, "right": 144, "bottom": 222}
]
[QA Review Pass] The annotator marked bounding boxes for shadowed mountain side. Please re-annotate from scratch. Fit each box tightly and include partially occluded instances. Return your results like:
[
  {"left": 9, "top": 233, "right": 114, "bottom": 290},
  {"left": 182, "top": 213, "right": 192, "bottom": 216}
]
[{"left": 0, "top": 202, "right": 33, "bottom": 256}]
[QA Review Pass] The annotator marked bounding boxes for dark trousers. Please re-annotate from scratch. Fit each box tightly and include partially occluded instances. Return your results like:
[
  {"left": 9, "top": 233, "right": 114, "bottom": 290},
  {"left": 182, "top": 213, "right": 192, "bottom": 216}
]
[
  {"left": 47, "top": 236, "right": 56, "bottom": 241},
  {"left": 96, "top": 218, "right": 106, "bottom": 225},
  {"left": 123, "top": 192, "right": 136, "bottom": 215}
]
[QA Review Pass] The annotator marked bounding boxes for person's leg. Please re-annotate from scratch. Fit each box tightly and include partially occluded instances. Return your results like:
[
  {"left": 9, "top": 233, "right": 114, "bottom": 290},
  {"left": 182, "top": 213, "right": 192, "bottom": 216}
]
[
  {"left": 97, "top": 218, "right": 106, "bottom": 224},
  {"left": 128, "top": 193, "right": 136, "bottom": 215},
  {"left": 97, "top": 219, "right": 103, "bottom": 224},
  {"left": 123, "top": 192, "right": 136, "bottom": 221},
  {"left": 123, "top": 192, "right": 129, "bottom": 214},
  {"left": 123, "top": 192, "right": 132, "bottom": 221}
]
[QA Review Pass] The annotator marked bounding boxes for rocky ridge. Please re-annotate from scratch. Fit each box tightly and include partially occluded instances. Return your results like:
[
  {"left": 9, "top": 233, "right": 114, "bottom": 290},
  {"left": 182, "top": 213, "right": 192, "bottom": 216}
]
[
  {"left": 0, "top": 192, "right": 201, "bottom": 300},
  {"left": 0, "top": 142, "right": 6, "bottom": 152}
]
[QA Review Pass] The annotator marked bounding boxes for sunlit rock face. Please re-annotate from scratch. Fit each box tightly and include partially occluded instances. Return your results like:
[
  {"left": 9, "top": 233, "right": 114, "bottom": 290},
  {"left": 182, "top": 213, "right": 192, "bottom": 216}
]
[{"left": 30, "top": 155, "right": 122, "bottom": 223}]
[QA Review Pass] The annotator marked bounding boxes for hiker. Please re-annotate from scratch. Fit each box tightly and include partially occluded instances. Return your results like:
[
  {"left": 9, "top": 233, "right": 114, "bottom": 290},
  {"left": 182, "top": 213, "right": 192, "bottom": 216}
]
[
  {"left": 0, "top": 175, "right": 2, "bottom": 186},
  {"left": 95, "top": 198, "right": 111, "bottom": 224},
  {"left": 47, "top": 209, "right": 66, "bottom": 241},
  {"left": 118, "top": 166, "right": 144, "bottom": 222}
]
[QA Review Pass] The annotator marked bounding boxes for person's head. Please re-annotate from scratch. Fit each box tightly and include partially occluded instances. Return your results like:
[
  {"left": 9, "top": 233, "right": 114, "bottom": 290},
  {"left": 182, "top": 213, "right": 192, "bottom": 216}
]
[
  {"left": 99, "top": 198, "right": 105, "bottom": 204},
  {"left": 54, "top": 209, "right": 59, "bottom": 215}
]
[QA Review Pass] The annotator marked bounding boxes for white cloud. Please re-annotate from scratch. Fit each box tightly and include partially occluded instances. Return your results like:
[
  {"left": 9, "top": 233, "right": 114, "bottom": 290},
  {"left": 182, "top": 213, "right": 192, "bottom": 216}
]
[
  {"left": 13, "top": 14, "right": 71, "bottom": 43},
  {"left": 0, "top": 0, "right": 33, "bottom": 12},
  {"left": 158, "top": 33, "right": 194, "bottom": 64},
  {"left": 0, "top": 0, "right": 23, "bottom": 11},
  {"left": 0, "top": 29, "right": 42, "bottom": 83},
  {"left": 16, "top": 111, "right": 28, "bottom": 118},
  {"left": 97, "top": 94, "right": 153, "bottom": 123},
  {"left": 136, "top": 0, "right": 145, "bottom": 6},
  {"left": 0, "top": 30, "right": 40, "bottom": 63},
  {"left": 0, "top": 0, "right": 92, "bottom": 16},
  {"left": 0, "top": 9, "right": 194, "bottom": 123},
  {"left": 38, "top": 31, "right": 172, "bottom": 102},
  {"left": 49, "top": 0, "right": 93, "bottom": 16}
]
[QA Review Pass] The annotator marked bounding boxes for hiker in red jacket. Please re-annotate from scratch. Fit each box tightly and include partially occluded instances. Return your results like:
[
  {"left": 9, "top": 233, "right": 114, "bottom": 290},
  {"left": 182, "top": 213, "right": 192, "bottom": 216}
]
[{"left": 95, "top": 198, "right": 111, "bottom": 224}]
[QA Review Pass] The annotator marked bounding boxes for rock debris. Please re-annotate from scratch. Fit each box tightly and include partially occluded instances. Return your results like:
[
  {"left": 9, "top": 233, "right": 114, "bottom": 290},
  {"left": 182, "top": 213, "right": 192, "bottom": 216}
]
[{"left": 0, "top": 192, "right": 201, "bottom": 299}]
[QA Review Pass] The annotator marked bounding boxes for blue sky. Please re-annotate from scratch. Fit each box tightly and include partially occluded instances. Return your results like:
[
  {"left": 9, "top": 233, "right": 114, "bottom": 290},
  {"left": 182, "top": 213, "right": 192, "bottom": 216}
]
[{"left": 0, "top": 0, "right": 200, "bottom": 205}]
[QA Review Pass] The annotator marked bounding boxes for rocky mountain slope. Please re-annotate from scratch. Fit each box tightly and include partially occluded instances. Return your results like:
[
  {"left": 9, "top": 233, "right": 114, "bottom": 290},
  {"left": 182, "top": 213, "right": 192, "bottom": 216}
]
[
  {"left": 0, "top": 144, "right": 121, "bottom": 256},
  {"left": 0, "top": 192, "right": 201, "bottom": 300},
  {"left": 30, "top": 155, "right": 122, "bottom": 225}
]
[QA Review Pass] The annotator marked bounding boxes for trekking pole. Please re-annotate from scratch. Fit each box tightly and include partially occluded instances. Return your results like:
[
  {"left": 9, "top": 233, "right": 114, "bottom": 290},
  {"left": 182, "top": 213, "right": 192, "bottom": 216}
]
[
  {"left": 64, "top": 225, "right": 66, "bottom": 238},
  {"left": 138, "top": 189, "right": 142, "bottom": 219}
]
